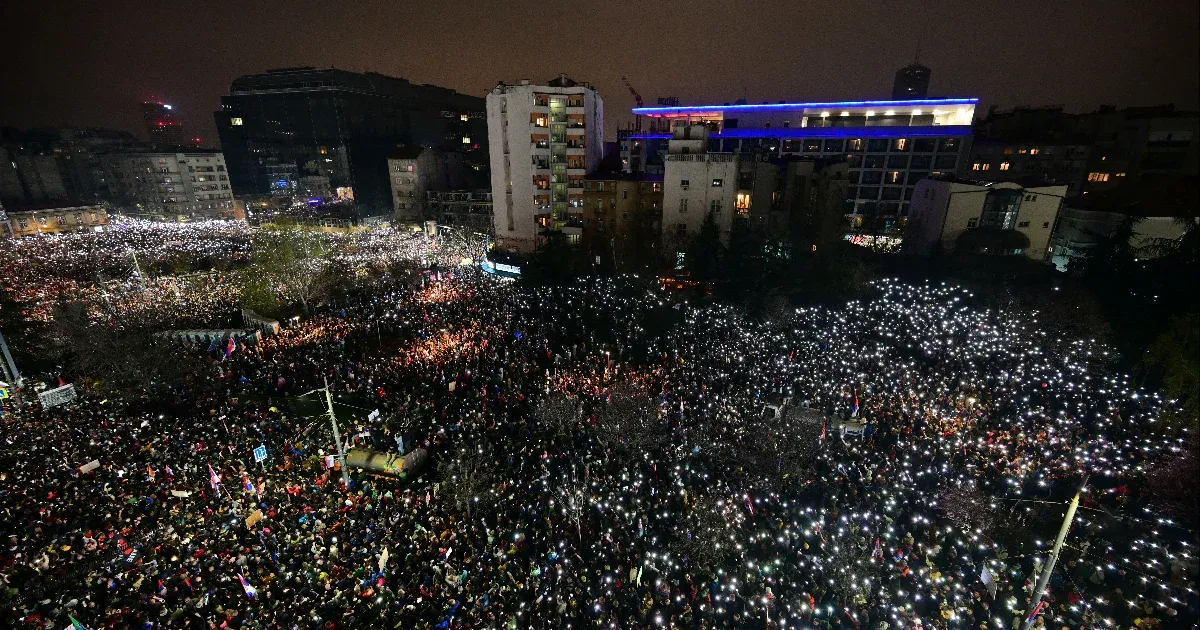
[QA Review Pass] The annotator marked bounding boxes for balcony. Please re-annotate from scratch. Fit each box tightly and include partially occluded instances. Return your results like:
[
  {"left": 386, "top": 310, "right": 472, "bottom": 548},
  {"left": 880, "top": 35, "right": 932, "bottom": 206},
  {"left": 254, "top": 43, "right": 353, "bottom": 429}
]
[{"left": 666, "top": 153, "right": 735, "bottom": 162}]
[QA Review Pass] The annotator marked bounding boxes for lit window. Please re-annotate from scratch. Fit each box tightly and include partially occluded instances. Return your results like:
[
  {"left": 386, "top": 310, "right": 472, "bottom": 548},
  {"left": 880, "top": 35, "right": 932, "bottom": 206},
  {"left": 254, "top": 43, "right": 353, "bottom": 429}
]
[
  {"left": 1003, "top": 148, "right": 1014, "bottom": 155},
  {"left": 462, "top": 137, "right": 471, "bottom": 144},
  {"left": 736, "top": 192, "right": 751, "bottom": 210},
  {"left": 895, "top": 139, "right": 906, "bottom": 150},
  {"left": 981, "top": 163, "right": 991, "bottom": 171},
  {"left": 460, "top": 114, "right": 469, "bottom": 122},
  {"left": 1029, "top": 148, "right": 1040, "bottom": 155},
  {"left": 999, "top": 162, "right": 1010, "bottom": 171},
  {"left": 711, "top": 178, "right": 723, "bottom": 187},
  {"left": 230, "top": 117, "right": 243, "bottom": 126},
  {"left": 1087, "top": 172, "right": 1110, "bottom": 182},
  {"left": 1018, "top": 148, "right": 1028, "bottom": 154},
  {"left": 1114, "top": 172, "right": 1126, "bottom": 177},
  {"left": 971, "top": 163, "right": 981, "bottom": 171}
]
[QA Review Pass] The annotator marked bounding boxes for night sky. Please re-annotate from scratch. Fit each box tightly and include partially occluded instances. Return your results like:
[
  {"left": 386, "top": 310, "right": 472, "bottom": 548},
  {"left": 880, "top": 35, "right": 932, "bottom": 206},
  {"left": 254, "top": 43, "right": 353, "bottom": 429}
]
[{"left": 5, "top": 0, "right": 1198, "bottom": 145}]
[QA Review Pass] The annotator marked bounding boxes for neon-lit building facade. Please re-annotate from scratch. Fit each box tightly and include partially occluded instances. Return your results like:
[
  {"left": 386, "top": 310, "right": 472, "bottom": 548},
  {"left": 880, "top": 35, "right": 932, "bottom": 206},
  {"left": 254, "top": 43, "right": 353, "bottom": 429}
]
[{"left": 630, "top": 98, "right": 978, "bottom": 224}]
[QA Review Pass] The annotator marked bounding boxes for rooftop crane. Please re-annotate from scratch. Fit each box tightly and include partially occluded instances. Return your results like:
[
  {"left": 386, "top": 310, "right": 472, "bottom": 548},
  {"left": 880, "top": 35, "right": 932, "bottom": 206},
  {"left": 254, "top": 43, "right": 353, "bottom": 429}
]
[{"left": 621, "top": 76, "right": 644, "bottom": 131}]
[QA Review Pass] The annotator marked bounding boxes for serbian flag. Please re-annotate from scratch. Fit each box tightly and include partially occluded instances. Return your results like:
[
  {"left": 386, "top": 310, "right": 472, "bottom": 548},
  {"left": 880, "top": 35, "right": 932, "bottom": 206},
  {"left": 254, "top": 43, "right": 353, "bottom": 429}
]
[
  {"left": 850, "top": 392, "right": 860, "bottom": 417},
  {"left": 242, "top": 474, "right": 255, "bottom": 494},
  {"left": 1025, "top": 600, "right": 1046, "bottom": 623},
  {"left": 872, "top": 537, "right": 883, "bottom": 561},
  {"left": 164, "top": 465, "right": 174, "bottom": 479},
  {"left": 237, "top": 573, "right": 256, "bottom": 600},
  {"left": 820, "top": 420, "right": 827, "bottom": 442},
  {"left": 208, "top": 464, "right": 221, "bottom": 489},
  {"left": 224, "top": 337, "right": 237, "bottom": 358}
]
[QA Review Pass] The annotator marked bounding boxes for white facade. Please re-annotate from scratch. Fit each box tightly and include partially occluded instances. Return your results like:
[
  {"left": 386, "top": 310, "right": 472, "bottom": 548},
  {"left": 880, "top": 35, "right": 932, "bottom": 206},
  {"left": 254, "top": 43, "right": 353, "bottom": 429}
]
[
  {"left": 905, "top": 179, "right": 1066, "bottom": 260},
  {"left": 660, "top": 125, "right": 739, "bottom": 252},
  {"left": 487, "top": 76, "right": 604, "bottom": 253},
  {"left": 101, "top": 151, "right": 236, "bottom": 218}
]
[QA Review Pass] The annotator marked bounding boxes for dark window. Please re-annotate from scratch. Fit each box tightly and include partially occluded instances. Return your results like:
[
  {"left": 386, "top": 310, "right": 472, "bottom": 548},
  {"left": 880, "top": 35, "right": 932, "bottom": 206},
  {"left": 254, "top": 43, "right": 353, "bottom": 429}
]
[
  {"left": 783, "top": 140, "right": 803, "bottom": 153},
  {"left": 804, "top": 140, "right": 822, "bottom": 152},
  {"left": 967, "top": 218, "right": 978, "bottom": 228},
  {"left": 1042, "top": 221, "right": 1050, "bottom": 228},
  {"left": 723, "top": 118, "right": 738, "bottom": 129},
  {"left": 857, "top": 186, "right": 880, "bottom": 200},
  {"left": 881, "top": 187, "right": 903, "bottom": 200},
  {"left": 938, "top": 138, "right": 960, "bottom": 152},
  {"left": 906, "top": 171, "right": 927, "bottom": 185},
  {"left": 934, "top": 155, "right": 958, "bottom": 170},
  {"left": 867, "top": 139, "right": 889, "bottom": 152},
  {"left": 823, "top": 139, "right": 844, "bottom": 152},
  {"left": 887, "top": 155, "right": 909, "bottom": 169},
  {"left": 864, "top": 155, "right": 885, "bottom": 169},
  {"left": 1017, "top": 221, "right": 1030, "bottom": 228},
  {"left": 904, "top": 187, "right": 915, "bottom": 200},
  {"left": 680, "top": 179, "right": 690, "bottom": 188},
  {"left": 860, "top": 170, "right": 883, "bottom": 185},
  {"left": 910, "top": 155, "right": 932, "bottom": 169},
  {"left": 913, "top": 138, "right": 936, "bottom": 152},
  {"left": 980, "top": 189, "right": 1023, "bottom": 229},
  {"left": 847, "top": 171, "right": 860, "bottom": 184}
]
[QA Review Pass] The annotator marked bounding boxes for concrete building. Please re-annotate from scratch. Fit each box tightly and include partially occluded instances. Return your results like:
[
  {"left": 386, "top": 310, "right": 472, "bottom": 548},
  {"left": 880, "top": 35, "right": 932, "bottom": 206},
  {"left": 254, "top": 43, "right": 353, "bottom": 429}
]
[
  {"left": 967, "top": 140, "right": 1091, "bottom": 195},
  {"left": 388, "top": 147, "right": 468, "bottom": 222},
  {"left": 215, "top": 67, "right": 486, "bottom": 215},
  {"left": 427, "top": 191, "right": 493, "bottom": 233},
  {"left": 973, "top": 104, "right": 1198, "bottom": 196},
  {"left": 582, "top": 171, "right": 663, "bottom": 269},
  {"left": 486, "top": 75, "right": 604, "bottom": 252},
  {"left": 660, "top": 125, "right": 740, "bottom": 252},
  {"left": 2, "top": 204, "right": 108, "bottom": 238},
  {"left": 0, "top": 150, "right": 71, "bottom": 206},
  {"left": 892, "top": 63, "right": 932, "bottom": 100},
  {"left": 101, "top": 151, "right": 238, "bottom": 219},
  {"left": 905, "top": 179, "right": 1067, "bottom": 260},
  {"left": 1049, "top": 175, "right": 1197, "bottom": 270},
  {"left": 142, "top": 101, "right": 191, "bottom": 148},
  {"left": 738, "top": 157, "right": 850, "bottom": 251},
  {"left": 630, "top": 97, "right": 977, "bottom": 234}
]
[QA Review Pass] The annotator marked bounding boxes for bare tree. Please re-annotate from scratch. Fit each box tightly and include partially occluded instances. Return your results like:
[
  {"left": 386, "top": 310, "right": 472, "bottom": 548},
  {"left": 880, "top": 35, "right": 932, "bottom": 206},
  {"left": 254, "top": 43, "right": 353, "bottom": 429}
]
[
  {"left": 550, "top": 465, "right": 590, "bottom": 544},
  {"left": 243, "top": 223, "right": 337, "bottom": 314},
  {"left": 437, "top": 455, "right": 496, "bottom": 519},
  {"left": 936, "top": 481, "right": 997, "bottom": 536},
  {"left": 591, "top": 383, "right": 667, "bottom": 454},
  {"left": 818, "top": 533, "right": 879, "bottom": 608},
  {"left": 669, "top": 496, "right": 739, "bottom": 575},
  {"left": 534, "top": 394, "right": 581, "bottom": 440},
  {"left": 47, "top": 301, "right": 199, "bottom": 391}
]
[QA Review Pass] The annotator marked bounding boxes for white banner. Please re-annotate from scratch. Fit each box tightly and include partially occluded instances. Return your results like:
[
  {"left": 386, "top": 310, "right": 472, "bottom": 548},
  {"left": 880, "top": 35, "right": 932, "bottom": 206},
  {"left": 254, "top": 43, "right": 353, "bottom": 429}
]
[
  {"left": 39, "top": 383, "right": 77, "bottom": 409},
  {"left": 79, "top": 459, "right": 100, "bottom": 474}
]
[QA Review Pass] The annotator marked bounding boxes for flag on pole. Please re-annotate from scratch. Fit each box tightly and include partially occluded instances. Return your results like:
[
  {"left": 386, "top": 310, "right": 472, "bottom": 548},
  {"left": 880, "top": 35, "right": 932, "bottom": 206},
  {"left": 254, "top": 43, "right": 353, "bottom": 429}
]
[
  {"left": 237, "top": 573, "right": 256, "bottom": 600},
  {"left": 208, "top": 463, "right": 220, "bottom": 489},
  {"left": 1025, "top": 600, "right": 1046, "bottom": 623},
  {"left": 224, "top": 337, "right": 237, "bottom": 358},
  {"left": 67, "top": 614, "right": 88, "bottom": 630},
  {"left": 850, "top": 391, "right": 860, "bottom": 417},
  {"left": 820, "top": 420, "right": 827, "bottom": 442},
  {"left": 872, "top": 537, "right": 883, "bottom": 561}
]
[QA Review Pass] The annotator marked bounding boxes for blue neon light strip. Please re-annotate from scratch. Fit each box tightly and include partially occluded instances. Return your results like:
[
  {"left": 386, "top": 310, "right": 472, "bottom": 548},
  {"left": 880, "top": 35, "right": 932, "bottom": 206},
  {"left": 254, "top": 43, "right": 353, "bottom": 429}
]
[
  {"left": 632, "top": 97, "right": 979, "bottom": 116},
  {"left": 625, "top": 125, "right": 973, "bottom": 141}
]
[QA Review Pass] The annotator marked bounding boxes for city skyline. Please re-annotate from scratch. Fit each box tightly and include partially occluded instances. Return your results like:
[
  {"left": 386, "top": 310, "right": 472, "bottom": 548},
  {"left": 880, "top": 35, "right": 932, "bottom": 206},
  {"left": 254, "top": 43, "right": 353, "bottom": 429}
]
[{"left": 4, "top": 0, "right": 1198, "bottom": 145}]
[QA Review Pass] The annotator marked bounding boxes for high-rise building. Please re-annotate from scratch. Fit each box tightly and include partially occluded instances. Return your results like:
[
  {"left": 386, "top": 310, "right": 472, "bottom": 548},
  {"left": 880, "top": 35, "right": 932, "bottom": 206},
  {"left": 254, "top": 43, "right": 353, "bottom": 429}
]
[
  {"left": 892, "top": 63, "right": 931, "bottom": 100},
  {"left": 215, "top": 67, "right": 486, "bottom": 216},
  {"left": 486, "top": 75, "right": 604, "bottom": 253},
  {"left": 142, "top": 101, "right": 189, "bottom": 148},
  {"left": 100, "top": 150, "right": 238, "bottom": 219},
  {"left": 633, "top": 96, "right": 977, "bottom": 238},
  {"left": 0, "top": 126, "right": 137, "bottom": 207}
]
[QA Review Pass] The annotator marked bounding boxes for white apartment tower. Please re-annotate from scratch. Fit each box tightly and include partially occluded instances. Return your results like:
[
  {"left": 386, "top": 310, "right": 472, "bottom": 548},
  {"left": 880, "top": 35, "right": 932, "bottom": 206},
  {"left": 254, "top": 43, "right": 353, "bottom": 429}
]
[{"left": 487, "top": 75, "right": 604, "bottom": 253}]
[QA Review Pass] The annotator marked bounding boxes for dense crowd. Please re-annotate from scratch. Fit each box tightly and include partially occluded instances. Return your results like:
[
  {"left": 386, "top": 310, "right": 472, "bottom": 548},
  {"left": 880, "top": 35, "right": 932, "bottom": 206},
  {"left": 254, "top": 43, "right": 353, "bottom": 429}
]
[
  {"left": 0, "top": 219, "right": 467, "bottom": 328},
  {"left": 0, "top": 226, "right": 1196, "bottom": 629}
]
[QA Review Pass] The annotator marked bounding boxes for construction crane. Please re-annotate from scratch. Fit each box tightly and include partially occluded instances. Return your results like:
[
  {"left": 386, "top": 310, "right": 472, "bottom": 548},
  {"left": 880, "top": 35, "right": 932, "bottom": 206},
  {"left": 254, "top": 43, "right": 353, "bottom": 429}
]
[{"left": 621, "top": 76, "right": 644, "bottom": 131}]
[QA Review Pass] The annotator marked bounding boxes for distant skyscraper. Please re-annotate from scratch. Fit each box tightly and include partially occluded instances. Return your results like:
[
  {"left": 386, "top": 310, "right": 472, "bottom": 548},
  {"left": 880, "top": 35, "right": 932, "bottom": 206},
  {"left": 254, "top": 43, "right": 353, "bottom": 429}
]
[
  {"left": 892, "top": 63, "right": 931, "bottom": 100},
  {"left": 141, "top": 101, "right": 188, "bottom": 148}
]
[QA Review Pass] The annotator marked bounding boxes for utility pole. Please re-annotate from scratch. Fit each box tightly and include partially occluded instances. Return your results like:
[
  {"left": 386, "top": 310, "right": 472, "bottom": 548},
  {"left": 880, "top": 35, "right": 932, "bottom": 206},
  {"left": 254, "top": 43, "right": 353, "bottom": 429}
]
[
  {"left": 1021, "top": 476, "right": 1087, "bottom": 630},
  {"left": 321, "top": 377, "right": 351, "bottom": 488},
  {"left": 0, "top": 328, "right": 22, "bottom": 389},
  {"left": 130, "top": 250, "right": 146, "bottom": 289}
]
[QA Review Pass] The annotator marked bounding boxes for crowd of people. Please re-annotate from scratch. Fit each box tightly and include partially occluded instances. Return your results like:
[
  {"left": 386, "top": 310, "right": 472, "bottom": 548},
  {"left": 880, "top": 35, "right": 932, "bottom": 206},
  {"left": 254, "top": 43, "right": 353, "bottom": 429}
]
[{"left": 0, "top": 222, "right": 1196, "bottom": 629}]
